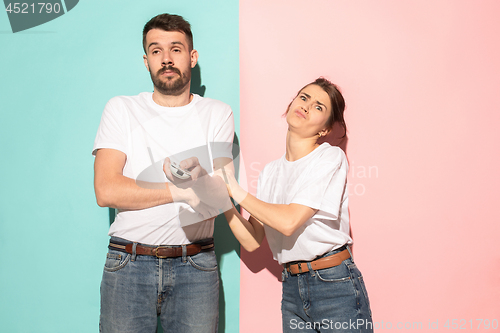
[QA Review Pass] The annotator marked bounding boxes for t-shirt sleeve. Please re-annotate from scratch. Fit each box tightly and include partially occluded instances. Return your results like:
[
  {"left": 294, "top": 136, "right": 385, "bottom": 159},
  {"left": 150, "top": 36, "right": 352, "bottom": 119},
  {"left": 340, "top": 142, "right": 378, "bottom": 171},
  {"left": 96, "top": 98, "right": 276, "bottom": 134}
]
[
  {"left": 290, "top": 148, "right": 348, "bottom": 220},
  {"left": 92, "top": 98, "right": 128, "bottom": 156},
  {"left": 211, "top": 105, "right": 235, "bottom": 160}
]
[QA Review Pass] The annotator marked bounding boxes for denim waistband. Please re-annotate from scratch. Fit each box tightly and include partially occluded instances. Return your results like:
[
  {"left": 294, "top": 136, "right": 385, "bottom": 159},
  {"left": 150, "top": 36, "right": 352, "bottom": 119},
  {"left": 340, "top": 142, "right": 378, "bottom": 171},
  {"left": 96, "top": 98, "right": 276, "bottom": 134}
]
[{"left": 109, "top": 236, "right": 214, "bottom": 248}]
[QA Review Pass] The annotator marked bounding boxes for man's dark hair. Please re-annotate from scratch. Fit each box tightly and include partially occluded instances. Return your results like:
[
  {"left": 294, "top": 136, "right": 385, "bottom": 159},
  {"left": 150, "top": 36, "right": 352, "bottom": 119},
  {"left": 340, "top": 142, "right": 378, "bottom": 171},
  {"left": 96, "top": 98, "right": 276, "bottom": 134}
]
[{"left": 142, "top": 13, "right": 193, "bottom": 53}]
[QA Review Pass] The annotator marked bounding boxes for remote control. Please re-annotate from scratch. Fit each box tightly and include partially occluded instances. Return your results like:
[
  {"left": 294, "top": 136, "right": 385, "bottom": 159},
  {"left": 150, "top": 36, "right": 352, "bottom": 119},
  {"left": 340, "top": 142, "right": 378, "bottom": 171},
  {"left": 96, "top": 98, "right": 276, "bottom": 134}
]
[{"left": 169, "top": 162, "right": 191, "bottom": 180}]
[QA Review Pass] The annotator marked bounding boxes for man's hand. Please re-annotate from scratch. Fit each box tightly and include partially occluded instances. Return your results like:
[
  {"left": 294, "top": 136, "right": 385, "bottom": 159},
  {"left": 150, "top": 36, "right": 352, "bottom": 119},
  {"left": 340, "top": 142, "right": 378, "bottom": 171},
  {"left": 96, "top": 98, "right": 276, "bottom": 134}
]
[
  {"left": 178, "top": 156, "right": 207, "bottom": 180},
  {"left": 163, "top": 156, "right": 232, "bottom": 212},
  {"left": 163, "top": 157, "right": 194, "bottom": 189},
  {"left": 182, "top": 187, "right": 220, "bottom": 220}
]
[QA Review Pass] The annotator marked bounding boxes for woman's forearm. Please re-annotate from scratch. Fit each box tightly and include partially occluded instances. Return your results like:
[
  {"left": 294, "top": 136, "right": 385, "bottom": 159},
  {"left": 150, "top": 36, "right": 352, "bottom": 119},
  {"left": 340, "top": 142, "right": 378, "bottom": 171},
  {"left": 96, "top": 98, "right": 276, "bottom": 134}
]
[
  {"left": 223, "top": 204, "right": 265, "bottom": 252},
  {"left": 237, "top": 193, "right": 316, "bottom": 237}
]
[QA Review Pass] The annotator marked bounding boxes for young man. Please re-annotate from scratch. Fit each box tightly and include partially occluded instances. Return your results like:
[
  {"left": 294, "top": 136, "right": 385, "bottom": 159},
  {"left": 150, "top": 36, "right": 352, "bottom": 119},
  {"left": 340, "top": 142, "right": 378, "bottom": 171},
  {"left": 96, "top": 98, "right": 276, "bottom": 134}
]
[{"left": 93, "top": 13, "right": 234, "bottom": 332}]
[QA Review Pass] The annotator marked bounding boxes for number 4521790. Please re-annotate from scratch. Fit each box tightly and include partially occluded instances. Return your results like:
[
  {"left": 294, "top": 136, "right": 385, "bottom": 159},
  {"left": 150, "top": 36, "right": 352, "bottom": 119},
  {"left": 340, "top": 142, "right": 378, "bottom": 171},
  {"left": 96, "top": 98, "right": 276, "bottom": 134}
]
[
  {"left": 444, "top": 319, "right": 498, "bottom": 330},
  {"left": 5, "top": 3, "right": 62, "bottom": 14}
]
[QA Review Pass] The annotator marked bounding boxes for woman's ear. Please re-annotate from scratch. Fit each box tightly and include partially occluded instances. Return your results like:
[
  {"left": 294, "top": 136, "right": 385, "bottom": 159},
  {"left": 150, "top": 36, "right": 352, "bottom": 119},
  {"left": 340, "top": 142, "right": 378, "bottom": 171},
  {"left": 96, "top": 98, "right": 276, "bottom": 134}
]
[{"left": 318, "top": 128, "right": 330, "bottom": 137}]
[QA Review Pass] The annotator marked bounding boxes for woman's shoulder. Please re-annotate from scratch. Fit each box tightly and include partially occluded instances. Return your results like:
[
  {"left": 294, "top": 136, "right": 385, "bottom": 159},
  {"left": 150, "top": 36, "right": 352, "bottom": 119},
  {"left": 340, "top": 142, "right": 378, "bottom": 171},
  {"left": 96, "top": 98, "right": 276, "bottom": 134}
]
[
  {"left": 261, "top": 156, "right": 282, "bottom": 173},
  {"left": 258, "top": 155, "right": 287, "bottom": 181},
  {"left": 315, "top": 143, "right": 347, "bottom": 163}
]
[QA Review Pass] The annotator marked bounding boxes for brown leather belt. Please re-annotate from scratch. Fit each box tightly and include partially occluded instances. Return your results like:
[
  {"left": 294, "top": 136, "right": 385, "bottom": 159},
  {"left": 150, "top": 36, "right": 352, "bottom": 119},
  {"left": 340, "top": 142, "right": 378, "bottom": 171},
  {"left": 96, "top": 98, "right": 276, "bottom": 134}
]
[
  {"left": 285, "top": 248, "right": 351, "bottom": 275},
  {"left": 108, "top": 239, "right": 214, "bottom": 259}
]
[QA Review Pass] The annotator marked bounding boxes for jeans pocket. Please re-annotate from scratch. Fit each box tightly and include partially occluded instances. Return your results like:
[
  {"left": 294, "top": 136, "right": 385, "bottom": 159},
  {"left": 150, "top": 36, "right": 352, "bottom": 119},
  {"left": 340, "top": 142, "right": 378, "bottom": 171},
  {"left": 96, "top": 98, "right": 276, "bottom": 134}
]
[
  {"left": 358, "top": 275, "right": 372, "bottom": 317},
  {"left": 188, "top": 251, "right": 218, "bottom": 271},
  {"left": 103, "top": 251, "right": 130, "bottom": 272},
  {"left": 347, "top": 263, "right": 373, "bottom": 318},
  {"left": 315, "top": 263, "right": 352, "bottom": 283}
]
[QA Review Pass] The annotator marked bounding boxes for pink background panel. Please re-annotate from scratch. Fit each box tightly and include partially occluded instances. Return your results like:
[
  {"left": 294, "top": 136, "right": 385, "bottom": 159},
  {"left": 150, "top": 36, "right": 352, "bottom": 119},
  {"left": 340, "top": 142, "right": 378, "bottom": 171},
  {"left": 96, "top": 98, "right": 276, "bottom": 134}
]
[{"left": 239, "top": 0, "right": 500, "bottom": 332}]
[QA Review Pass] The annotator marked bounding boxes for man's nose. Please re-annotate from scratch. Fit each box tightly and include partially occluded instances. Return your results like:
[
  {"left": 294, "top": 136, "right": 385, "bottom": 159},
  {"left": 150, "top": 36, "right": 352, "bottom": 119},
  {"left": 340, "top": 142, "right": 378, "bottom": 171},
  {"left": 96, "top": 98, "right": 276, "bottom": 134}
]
[{"left": 161, "top": 53, "right": 173, "bottom": 66}]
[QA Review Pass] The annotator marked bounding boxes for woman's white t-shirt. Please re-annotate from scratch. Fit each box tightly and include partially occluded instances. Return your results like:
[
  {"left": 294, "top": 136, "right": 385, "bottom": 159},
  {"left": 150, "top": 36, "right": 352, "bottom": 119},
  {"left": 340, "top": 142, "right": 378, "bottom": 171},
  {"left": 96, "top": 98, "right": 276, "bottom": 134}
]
[{"left": 257, "top": 143, "right": 352, "bottom": 264}]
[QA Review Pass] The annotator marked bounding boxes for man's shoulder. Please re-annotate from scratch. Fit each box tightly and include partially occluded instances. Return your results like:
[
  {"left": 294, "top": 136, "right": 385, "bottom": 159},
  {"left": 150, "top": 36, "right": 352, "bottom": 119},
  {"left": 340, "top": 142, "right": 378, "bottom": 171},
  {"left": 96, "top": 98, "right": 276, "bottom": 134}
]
[
  {"left": 194, "top": 94, "right": 232, "bottom": 112},
  {"left": 107, "top": 92, "right": 150, "bottom": 105},
  {"left": 104, "top": 93, "right": 152, "bottom": 115}
]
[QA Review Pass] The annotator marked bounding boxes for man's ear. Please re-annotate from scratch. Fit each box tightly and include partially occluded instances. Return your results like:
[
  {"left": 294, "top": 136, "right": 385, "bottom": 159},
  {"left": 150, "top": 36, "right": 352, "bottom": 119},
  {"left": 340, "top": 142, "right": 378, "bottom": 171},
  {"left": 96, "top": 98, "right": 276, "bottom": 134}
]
[
  {"left": 143, "top": 55, "right": 150, "bottom": 72},
  {"left": 190, "top": 49, "right": 199, "bottom": 68}
]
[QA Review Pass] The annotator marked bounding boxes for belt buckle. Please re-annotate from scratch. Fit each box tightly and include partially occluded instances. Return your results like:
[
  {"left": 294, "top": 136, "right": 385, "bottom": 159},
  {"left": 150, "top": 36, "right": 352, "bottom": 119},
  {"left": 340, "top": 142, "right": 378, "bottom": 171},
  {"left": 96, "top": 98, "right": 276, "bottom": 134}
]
[{"left": 153, "top": 246, "right": 171, "bottom": 259}]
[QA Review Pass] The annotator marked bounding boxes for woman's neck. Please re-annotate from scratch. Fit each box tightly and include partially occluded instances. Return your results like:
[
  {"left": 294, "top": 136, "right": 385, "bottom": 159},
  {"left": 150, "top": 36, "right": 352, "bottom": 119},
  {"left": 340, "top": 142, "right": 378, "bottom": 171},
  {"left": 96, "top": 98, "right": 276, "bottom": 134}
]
[{"left": 285, "top": 130, "right": 320, "bottom": 162}]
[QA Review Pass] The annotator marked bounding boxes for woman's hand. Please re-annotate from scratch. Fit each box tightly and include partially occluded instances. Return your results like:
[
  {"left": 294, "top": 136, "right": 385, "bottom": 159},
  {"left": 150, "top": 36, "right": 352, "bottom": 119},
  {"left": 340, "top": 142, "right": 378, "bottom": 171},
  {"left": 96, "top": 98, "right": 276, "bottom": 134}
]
[{"left": 214, "top": 167, "right": 248, "bottom": 204}]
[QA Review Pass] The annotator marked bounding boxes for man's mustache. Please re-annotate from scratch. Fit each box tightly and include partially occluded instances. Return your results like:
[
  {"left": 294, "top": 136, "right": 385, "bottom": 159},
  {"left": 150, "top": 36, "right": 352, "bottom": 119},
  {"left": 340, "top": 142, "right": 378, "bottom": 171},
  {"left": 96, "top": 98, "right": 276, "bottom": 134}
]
[{"left": 157, "top": 66, "right": 181, "bottom": 76}]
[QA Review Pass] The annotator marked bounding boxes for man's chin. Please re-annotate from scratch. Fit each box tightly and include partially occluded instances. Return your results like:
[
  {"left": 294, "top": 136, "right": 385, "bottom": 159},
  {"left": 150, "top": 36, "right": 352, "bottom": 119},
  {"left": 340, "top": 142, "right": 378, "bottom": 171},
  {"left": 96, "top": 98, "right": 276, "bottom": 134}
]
[
  {"left": 155, "top": 83, "right": 188, "bottom": 96},
  {"left": 151, "top": 72, "right": 191, "bottom": 96}
]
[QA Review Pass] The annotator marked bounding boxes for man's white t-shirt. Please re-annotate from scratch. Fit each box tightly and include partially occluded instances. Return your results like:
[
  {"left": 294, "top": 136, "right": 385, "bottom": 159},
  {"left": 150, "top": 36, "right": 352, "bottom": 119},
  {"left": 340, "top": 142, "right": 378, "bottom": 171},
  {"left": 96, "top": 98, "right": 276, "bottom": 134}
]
[
  {"left": 257, "top": 143, "right": 352, "bottom": 264},
  {"left": 93, "top": 92, "right": 234, "bottom": 245}
]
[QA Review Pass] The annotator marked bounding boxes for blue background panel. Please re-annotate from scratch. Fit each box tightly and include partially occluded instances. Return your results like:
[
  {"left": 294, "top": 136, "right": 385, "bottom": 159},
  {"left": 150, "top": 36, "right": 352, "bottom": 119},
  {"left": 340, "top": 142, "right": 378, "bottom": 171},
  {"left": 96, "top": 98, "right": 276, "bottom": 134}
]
[{"left": 0, "top": 1, "right": 240, "bottom": 332}]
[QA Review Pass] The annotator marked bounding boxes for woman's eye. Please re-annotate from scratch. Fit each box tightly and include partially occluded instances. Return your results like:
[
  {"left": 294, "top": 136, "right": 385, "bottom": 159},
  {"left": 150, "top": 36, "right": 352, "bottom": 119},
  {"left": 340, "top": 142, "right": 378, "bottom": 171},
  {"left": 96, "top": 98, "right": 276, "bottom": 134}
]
[
  {"left": 316, "top": 106, "right": 323, "bottom": 111},
  {"left": 300, "top": 96, "right": 306, "bottom": 101}
]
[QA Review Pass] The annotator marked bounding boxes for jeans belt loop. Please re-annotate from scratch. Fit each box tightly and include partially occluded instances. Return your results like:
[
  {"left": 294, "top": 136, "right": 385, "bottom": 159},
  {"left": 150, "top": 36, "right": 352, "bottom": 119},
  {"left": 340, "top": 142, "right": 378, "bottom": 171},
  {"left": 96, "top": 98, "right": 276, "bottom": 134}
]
[
  {"left": 182, "top": 244, "right": 187, "bottom": 262},
  {"left": 306, "top": 262, "right": 315, "bottom": 277},
  {"left": 283, "top": 264, "right": 289, "bottom": 279},
  {"left": 131, "top": 242, "right": 137, "bottom": 261},
  {"left": 346, "top": 245, "right": 353, "bottom": 259}
]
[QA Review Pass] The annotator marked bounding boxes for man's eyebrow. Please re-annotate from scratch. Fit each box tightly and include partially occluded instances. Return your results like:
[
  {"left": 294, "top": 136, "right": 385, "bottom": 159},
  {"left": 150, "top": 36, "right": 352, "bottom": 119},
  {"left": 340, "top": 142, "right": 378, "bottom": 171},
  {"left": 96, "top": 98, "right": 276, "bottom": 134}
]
[
  {"left": 147, "top": 41, "right": 185, "bottom": 50},
  {"left": 147, "top": 42, "right": 159, "bottom": 50}
]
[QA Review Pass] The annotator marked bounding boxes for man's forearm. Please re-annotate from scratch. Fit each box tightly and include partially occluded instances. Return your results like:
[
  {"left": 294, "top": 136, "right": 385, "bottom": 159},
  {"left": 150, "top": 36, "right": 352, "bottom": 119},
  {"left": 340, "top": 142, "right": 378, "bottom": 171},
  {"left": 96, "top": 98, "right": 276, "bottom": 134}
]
[{"left": 95, "top": 174, "right": 188, "bottom": 210}]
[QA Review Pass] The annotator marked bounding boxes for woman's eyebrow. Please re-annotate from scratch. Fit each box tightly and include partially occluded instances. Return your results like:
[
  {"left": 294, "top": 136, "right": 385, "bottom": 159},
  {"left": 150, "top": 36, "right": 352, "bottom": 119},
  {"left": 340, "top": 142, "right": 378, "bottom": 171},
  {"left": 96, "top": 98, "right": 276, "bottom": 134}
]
[
  {"left": 302, "top": 92, "right": 326, "bottom": 108},
  {"left": 315, "top": 100, "right": 327, "bottom": 108}
]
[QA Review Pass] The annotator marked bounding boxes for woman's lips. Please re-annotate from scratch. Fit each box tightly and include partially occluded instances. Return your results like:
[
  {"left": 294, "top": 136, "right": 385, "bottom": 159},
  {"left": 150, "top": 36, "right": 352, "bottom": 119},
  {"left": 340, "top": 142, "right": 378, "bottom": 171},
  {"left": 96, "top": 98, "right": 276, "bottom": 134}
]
[{"left": 294, "top": 110, "right": 306, "bottom": 119}]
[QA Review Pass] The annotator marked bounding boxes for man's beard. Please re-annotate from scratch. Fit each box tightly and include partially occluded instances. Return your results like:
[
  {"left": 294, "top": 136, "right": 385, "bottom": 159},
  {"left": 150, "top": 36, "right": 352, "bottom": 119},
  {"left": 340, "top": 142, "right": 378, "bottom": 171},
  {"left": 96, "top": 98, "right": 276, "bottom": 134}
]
[{"left": 151, "top": 65, "right": 191, "bottom": 96}]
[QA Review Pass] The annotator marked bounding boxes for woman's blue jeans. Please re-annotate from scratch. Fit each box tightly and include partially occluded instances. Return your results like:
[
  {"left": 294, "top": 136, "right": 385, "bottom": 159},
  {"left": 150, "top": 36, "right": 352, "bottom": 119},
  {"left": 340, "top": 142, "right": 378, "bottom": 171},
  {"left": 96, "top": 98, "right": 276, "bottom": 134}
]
[
  {"left": 99, "top": 237, "right": 219, "bottom": 333},
  {"left": 282, "top": 248, "right": 373, "bottom": 333}
]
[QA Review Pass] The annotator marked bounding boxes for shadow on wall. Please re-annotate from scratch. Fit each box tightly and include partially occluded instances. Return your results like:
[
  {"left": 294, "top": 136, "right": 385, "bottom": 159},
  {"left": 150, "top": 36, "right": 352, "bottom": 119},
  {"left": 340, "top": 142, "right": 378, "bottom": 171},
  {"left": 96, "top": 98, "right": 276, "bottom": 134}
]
[
  {"left": 239, "top": 121, "right": 351, "bottom": 281},
  {"left": 318, "top": 122, "right": 354, "bottom": 254}
]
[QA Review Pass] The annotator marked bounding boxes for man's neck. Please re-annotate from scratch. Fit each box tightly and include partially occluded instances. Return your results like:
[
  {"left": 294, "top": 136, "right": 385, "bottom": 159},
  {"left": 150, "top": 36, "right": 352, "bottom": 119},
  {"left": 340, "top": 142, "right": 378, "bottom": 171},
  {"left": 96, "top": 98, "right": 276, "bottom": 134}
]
[{"left": 152, "top": 88, "right": 193, "bottom": 107}]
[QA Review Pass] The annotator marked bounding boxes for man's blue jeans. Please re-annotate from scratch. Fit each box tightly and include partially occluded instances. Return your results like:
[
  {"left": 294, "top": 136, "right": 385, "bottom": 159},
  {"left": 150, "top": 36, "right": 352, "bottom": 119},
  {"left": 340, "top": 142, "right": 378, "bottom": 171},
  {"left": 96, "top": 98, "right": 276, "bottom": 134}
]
[
  {"left": 282, "top": 247, "right": 373, "bottom": 333},
  {"left": 99, "top": 237, "right": 219, "bottom": 333}
]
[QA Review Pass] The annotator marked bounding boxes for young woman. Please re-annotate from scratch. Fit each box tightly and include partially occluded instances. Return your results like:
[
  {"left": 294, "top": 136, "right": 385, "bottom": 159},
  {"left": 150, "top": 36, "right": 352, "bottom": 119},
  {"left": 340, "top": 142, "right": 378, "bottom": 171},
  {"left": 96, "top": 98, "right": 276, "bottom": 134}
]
[{"left": 219, "top": 78, "right": 373, "bottom": 332}]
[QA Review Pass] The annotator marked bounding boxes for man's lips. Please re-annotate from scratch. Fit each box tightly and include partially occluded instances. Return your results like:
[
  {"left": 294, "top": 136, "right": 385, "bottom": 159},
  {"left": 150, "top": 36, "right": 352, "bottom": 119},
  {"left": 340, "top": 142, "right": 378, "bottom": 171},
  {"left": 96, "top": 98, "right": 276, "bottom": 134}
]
[
  {"left": 161, "top": 70, "right": 178, "bottom": 76},
  {"left": 158, "top": 67, "right": 180, "bottom": 76}
]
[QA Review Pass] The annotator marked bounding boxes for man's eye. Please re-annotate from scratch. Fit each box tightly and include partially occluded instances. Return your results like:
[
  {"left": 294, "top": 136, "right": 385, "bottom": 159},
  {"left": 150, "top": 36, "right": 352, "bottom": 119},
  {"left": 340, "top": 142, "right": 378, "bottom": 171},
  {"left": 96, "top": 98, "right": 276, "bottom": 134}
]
[
  {"left": 173, "top": 49, "right": 181, "bottom": 52},
  {"left": 152, "top": 50, "right": 159, "bottom": 54}
]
